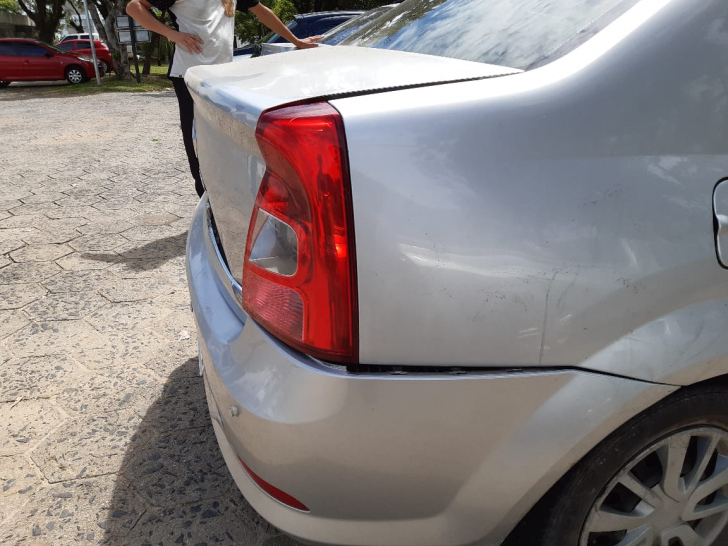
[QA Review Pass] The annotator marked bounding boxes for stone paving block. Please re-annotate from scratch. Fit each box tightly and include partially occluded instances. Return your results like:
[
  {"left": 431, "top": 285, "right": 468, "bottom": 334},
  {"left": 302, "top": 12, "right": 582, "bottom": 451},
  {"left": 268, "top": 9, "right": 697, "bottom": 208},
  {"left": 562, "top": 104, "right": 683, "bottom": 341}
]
[
  {"left": 121, "top": 224, "right": 187, "bottom": 243},
  {"left": 8, "top": 203, "right": 62, "bottom": 217},
  {"left": 2, "top": 320, "right": 101, "bottom": 358},
  {"left": 142, "top": 374, "right": 208, "bottom": 433},
  {"left": 0, "top": 476, "right": 144, "bottom": 544},
  {"left": 41, "top": 269, "right": 112, "bottom": 293},
  {"left": 154, "top": 288, "right": 193, "bottom": 312},
  {"left": 0, "top": 189, "right": 33, "bottom": 201},
  {"left": 37, "top": 217, "right": 89, "bottom": 232},
  {"left": 31, "top": 411, "right": 153, "bottom": 483},
  {"left": 0, "top": 227, "right": 41, "bottom": 244},
  {"left": 116, "top": 233, "right": 187, "bottom": 261},
  {"left": 0, "top": 283, "right": 46, "bottom": 310},
  {"left": 9, "top": 244, "right": 73, "bottom": 263},
  {"left": 68, "top": 234, "right": 127, "bottom": 253},
  {"left": 43, "top": 205, "right": 100, "bottom": 220},
  {"left": 0, "top": 211, "right": 10, "bottom": 222},
  {"left": 0, "top": 256, "right": 10, "bottom": 268},
  {"left": 54, "top": 365, "right": 159, "bottom": 416},
  {"left": 71, "top": 329, "right": 168, "bottom": 370},
  {"left": 0, "top": 239, "right": 26, "bottom": 256},
  {"left": 97, "top": 277, "right": 173, "bottom": 303},
  {"left": 126, "top": 497, "right": 261, "bottom": 546},
  {"left": 0, "top": 214, "right": 46, "bottom": 229},
  {"left": 20, "top": 193, "right": 68, "bottom": 205},
  {"left": 86, "top": 300, "right": 171, "bottom": 332},
  {"left": 0, "top": 262, "right": 62, "bottom": 285},
  {"left": 0, "top": 456, "right": 43, "bottom": 524},
  {"left": 0, "top": 355, "right": 87, "bottom": 403},
  {"left": 20, "top": 228, "right": 80, "bottom": 245},
  {"left": 0, "top": 399, "right": 66, "bottom": 456},
  {"left": 54, "top": 196, "right": 103, "bottom": 208},
  {"left": 0, "top": 310, "right": 30, "bottom": 340},
  {"left": 123, "top": 427, "right": 232, "bottom": 508},
  {"left": 0, "top": 199, "right": 22, "bottom": 211},
  {"left": 23, "top": 292, "right": 108, "bottom": 321},
  {"left": 76, "top": 220, "right": 133, "bottom": 235},
  {"left": 137, "top": 212, "right": 179, "bottom": 226},
  {"left": 55, "top": 251, "right": 118, "bottom": 271}
]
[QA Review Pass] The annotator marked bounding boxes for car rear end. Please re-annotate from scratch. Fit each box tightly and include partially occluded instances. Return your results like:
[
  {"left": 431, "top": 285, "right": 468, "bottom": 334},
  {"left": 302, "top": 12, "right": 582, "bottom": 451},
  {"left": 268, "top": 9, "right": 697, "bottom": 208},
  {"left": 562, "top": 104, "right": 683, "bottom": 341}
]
[{"left": 184, "top": 0, "right": 706, "bottom": 544}]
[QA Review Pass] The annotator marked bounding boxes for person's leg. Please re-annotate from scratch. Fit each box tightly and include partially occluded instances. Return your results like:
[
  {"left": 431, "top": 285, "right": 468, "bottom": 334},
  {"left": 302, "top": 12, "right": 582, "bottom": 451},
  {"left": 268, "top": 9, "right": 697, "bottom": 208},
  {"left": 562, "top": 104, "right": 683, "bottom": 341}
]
[{"left": 171, "top": 77, "right": 204, "bottom": 198}]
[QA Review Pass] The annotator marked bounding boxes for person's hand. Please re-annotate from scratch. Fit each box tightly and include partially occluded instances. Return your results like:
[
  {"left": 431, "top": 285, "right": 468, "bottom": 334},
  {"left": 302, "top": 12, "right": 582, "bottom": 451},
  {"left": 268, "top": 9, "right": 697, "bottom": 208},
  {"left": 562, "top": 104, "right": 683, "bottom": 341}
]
[
  {"left": 293, "top": 35, "right": 322, "bottom": 49},
  {"left": 169, "top": 30, "right": 204, "bottom": 54}
]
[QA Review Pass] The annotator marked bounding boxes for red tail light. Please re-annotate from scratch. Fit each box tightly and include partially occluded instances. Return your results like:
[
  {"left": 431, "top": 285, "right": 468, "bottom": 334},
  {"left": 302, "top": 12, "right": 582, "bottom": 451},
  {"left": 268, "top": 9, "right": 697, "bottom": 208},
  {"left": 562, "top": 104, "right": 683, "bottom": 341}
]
[{"left": 243, "top": 103, "right": 358, "bottom": 363}]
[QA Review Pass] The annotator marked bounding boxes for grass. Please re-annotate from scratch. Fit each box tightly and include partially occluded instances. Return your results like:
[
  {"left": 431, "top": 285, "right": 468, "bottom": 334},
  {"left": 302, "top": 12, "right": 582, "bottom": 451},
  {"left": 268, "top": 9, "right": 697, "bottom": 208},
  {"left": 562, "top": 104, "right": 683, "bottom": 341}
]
[
  {"left": 1, "top": 64, "right": 174, "bottom": 97},
  {"left": 55, "top": 64, "right": 172, "bottom": 95}
]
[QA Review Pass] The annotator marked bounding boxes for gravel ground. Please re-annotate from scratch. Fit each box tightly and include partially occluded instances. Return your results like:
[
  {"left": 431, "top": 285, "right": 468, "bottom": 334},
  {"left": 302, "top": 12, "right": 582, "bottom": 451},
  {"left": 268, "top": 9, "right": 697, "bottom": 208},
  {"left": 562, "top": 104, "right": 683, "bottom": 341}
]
[{"left": 0, "top": 90, "right": 299, "bottom": 546}]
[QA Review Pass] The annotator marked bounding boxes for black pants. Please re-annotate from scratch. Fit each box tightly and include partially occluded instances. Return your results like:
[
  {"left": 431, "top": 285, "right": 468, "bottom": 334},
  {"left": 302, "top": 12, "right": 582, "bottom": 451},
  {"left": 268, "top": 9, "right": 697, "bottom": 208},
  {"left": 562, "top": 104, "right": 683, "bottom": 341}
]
[{"left": 171, "top": 77, "right": 205, "bottom": 198}]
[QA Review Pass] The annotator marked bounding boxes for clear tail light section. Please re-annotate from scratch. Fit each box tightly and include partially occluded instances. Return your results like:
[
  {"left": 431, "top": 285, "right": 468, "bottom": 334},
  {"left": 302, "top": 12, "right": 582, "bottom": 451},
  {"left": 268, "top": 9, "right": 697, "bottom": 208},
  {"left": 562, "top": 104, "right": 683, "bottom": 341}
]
[{"left": 243, "top": 102, "right": 358, "bottom": 364}]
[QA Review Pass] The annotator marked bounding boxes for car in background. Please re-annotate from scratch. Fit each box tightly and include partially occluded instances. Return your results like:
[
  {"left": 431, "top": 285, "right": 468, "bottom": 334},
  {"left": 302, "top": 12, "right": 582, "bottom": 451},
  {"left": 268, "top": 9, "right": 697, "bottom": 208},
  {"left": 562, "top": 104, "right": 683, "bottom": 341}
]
[
  {"left": 233, "top": 10, "right": 363, "bottom": 58},
  {"left": 58, "top": 33, "right": 100, "bottom": 44},
  {"left": 56, "top": 39, "right": 113, "bottom": 74},
  {"left": 0, "top": 38, "right": 98, "bottom": 86},
  {"left": 186, "top": 0, "right": 728, "bottom": 544},
  {"left": 259, "top": 4, "right": 397, "bottom": 56}
]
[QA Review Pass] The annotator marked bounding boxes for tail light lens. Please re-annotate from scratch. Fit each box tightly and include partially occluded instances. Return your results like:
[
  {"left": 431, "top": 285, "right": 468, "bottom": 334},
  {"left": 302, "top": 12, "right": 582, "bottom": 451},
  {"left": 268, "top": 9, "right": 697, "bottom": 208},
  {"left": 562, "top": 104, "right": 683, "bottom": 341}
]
[{"left": 243, "top": 103, "right": 358, "bottom": 363}]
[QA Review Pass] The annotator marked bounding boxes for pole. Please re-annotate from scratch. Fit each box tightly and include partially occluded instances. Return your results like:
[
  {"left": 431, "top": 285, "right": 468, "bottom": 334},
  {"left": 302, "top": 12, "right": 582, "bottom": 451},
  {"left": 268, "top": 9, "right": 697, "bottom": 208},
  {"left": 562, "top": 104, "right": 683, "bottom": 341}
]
[
  {"left": 81, "top": 0, "right": 101, "bottom": 85},
  {"left": 129, "top": 16, "right": 141, "bottom": 84}
]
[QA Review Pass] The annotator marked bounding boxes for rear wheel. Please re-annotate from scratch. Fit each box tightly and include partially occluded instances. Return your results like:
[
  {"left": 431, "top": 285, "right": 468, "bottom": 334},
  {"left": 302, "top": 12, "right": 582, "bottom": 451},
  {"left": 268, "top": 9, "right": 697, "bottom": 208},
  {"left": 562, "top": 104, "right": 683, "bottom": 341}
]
[
  {"left": 98, "top": 59, "right": 111, "bottom": 75},
  {"left": 0, "top": 81, "right": 10, "bottom": 88},
  {"left": 538, "top": 386, "right": 728, "bottom": 546},
  {"left": 65, "top": 65, "right": 87, "bottom": 84}
]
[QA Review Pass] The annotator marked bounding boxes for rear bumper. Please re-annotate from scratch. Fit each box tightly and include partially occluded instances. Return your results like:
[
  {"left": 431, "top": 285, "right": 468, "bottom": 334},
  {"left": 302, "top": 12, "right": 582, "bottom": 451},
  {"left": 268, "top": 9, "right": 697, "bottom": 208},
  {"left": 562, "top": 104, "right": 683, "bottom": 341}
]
[{"left": 186, "top": 196, "right": 676, "bottom": 546}]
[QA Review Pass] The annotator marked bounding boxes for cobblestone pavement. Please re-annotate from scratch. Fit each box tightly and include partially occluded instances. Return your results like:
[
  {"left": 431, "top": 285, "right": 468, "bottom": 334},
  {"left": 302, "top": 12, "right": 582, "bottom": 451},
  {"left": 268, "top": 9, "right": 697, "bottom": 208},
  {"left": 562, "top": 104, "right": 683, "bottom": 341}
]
[{"left": 0, "top": 91, "right": 300, "bottom": 546}]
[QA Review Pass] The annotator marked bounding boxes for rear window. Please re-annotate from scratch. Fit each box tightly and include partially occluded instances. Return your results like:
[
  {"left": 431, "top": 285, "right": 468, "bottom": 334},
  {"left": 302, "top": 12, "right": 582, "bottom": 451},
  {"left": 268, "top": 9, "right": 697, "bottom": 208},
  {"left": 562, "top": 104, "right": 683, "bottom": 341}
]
[
  {"left": 323, "top": 8, "right": 392, "bottom": 45},
  {"left": 340, "top": 0, "right": 640, "bottom": 70},
  {"left": 57, "top": 42, "right": 74, "bottom": 51}
]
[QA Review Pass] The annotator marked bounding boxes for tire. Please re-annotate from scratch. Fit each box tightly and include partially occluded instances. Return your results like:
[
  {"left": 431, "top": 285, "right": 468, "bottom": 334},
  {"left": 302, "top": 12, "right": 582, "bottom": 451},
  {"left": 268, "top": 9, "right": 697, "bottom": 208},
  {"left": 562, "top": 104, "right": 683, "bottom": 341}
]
[
  {"left": 65, "top": 65, "right": 87, "bottom": 84},
  {"left": 0, "top": 81, "right": 10, "bottom": 88},
  {"left": 98, "top": 60, "right": 111, "bottom": 75},
  {"left": 535, "top": 385, "right": 728, "bottom": 546}
]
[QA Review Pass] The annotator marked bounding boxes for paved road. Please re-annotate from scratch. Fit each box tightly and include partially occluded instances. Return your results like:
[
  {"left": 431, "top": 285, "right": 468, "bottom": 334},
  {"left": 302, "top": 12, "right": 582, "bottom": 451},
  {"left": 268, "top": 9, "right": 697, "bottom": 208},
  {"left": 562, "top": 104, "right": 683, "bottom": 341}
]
[{"left": 0, "top": 90, "right": 298, "bottom": 546}]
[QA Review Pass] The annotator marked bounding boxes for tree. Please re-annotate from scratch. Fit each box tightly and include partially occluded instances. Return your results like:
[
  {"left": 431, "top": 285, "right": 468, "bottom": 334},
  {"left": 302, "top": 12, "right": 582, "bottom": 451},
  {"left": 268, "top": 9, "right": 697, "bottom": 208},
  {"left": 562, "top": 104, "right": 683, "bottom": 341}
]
[
  {"left": 88, "top": 0, "right": 133, "bottom": 80},
  {"left": 0, "top": 0, "right": 21, "bottom": 14},
  {"left": 235, "top": 0, "right": 296, "bottom": 44},
  {"left": 16, "top": 0, "right": 66, "bottom": 42}
]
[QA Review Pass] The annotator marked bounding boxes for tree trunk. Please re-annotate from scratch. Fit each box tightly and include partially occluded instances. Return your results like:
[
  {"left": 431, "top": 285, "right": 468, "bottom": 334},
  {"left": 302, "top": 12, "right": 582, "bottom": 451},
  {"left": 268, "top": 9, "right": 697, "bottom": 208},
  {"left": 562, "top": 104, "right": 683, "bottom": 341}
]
[
  {"left": 105, "top": 11, "right": 133, "bottom": 80},
  {"left": 68, "top": 1, "right": 84, "bottom": 32},
  {"left": 142, "top": 30, "right": 158, "bottom": 75},
  {"left": 89, "top": 2, "right": 109, "bottom": 45}
]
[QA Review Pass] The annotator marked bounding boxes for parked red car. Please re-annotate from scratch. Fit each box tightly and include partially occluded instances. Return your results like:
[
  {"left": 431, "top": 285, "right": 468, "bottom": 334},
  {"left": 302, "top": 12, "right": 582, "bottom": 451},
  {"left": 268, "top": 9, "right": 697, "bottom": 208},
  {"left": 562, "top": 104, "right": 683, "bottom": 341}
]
[
  {"left": 0, "top": 38, "right": 98, "bottom": 87},
  {"left": 56, "top": 39, "right": 113, "bottom": 75}
]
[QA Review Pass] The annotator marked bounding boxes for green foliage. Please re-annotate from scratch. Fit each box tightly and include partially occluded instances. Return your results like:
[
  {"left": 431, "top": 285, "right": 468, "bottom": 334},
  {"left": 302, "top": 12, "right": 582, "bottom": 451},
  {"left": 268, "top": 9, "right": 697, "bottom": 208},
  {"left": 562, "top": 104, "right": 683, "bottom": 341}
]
[
  {"left": 0, "top": 0, "right": 21, "bottom": 14},
  {"left": 235, "top": 0, "right": 297, "bottom": 44}
]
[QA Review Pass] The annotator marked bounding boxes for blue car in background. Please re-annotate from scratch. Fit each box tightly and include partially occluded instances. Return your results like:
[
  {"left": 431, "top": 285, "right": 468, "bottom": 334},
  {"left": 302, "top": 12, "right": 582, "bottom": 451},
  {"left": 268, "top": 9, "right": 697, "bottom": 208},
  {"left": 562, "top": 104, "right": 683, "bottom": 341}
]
[{"left": 233, "top": 11, "right": 363, "bottom": 58}]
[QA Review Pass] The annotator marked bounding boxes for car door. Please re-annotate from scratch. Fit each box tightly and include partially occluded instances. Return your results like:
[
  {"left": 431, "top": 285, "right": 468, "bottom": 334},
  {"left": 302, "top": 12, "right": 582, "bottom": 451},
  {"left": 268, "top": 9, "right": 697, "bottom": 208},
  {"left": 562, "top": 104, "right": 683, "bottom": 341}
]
[
  {"left": 15, "top": 42, "right": 59, "bottom": 80},
  {"left": 0, "top": 42, "right": 22, "bottom": 80}
]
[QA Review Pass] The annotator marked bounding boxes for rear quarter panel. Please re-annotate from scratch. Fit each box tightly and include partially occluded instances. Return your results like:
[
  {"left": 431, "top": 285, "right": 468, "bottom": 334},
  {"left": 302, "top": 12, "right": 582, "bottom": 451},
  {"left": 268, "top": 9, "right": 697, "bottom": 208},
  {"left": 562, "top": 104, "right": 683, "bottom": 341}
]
[{"left": 332, "top": 0, "right": 728, "bottom": 380}]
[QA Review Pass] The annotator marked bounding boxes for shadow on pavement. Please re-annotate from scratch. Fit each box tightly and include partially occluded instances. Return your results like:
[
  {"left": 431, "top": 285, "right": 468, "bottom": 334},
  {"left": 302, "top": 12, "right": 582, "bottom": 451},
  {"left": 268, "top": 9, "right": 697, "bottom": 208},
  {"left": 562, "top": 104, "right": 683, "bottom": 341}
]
[
  {"left": 104, "top": 357, "right": 299, "bottom": 545},
  {"left": 83, "top": 232, "right": 188, "bottom": 272}
]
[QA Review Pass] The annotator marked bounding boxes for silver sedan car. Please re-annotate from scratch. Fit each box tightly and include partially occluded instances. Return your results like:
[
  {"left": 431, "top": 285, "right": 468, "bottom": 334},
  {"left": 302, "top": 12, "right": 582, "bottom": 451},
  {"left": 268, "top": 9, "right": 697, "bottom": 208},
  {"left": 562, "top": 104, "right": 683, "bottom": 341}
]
[{"left": 185, "top": 0, "right": 728, "bottom": 544}]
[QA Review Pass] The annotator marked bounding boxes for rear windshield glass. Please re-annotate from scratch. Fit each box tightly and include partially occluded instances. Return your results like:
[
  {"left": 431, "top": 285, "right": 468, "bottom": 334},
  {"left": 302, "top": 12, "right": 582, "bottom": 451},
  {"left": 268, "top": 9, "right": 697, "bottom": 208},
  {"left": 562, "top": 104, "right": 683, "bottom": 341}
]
[
  {"left": 340, "top": 0, "right": 639, "bottom": 70},
  {"left": 323, "top": 6, "right": 394, "bottom": 45}
]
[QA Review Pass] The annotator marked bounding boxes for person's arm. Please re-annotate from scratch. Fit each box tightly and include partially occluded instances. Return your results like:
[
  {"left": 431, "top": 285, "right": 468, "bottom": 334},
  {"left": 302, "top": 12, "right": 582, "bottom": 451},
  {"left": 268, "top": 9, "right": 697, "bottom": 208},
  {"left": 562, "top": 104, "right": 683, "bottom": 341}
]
[
  {"left": 248, "top": 3, "right": 320, "bottom": 49},
  {"left": 126, "top": 0, "right": 204, "bottom": 54}
]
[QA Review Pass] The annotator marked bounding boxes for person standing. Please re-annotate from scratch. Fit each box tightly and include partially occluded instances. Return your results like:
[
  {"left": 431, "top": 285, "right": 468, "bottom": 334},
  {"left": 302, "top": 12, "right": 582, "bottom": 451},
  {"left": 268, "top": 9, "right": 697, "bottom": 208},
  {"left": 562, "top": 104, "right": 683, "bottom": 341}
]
[{"left": 126, "top": 0, "right": 319, "bottom": 197}]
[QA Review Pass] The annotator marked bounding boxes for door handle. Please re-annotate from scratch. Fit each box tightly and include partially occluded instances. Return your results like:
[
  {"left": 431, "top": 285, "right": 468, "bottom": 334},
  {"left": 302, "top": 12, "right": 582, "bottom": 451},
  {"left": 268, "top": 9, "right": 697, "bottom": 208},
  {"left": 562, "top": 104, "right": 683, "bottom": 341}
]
[{"left": 717, "top": 214, "right": 728, "bottom": 237}]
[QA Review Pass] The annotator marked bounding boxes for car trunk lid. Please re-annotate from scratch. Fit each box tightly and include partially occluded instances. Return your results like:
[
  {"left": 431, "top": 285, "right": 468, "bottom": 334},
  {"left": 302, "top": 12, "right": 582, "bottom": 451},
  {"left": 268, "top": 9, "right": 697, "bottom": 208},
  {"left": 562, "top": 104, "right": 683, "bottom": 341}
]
[{"left": 186, "top": 46, "right": 517, "bottom": 285}]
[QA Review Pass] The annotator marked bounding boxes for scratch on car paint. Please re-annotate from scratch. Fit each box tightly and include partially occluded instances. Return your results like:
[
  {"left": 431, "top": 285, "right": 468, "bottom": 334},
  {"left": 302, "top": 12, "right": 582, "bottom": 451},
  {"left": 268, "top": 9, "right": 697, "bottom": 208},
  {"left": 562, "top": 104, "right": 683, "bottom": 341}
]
[{"left": 539, "top": 272, "right": 558, "bottom": 365}]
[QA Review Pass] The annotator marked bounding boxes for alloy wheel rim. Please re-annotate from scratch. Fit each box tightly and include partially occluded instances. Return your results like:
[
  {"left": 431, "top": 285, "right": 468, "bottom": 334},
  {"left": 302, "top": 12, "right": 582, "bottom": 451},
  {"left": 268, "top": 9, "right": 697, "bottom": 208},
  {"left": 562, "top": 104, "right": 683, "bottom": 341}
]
[
  {"left": 580, "top": 427, "right": 728, "bottom": 546},
  {"left": 69, "top": 70, "right": 82, "bottom": 83}
]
